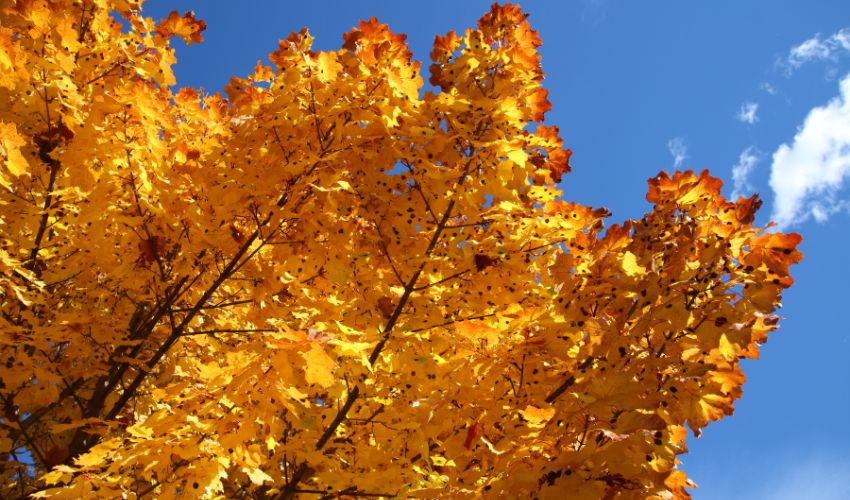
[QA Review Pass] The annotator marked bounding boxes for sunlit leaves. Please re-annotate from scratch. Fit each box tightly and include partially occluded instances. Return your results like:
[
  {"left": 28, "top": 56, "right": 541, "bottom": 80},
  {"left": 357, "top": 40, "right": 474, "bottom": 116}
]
[
  {"left": 302, "top": 343, "right": 337, "bottom": 389},
  {"left": 156, "top": 10, "right": 207, "bottom": 45},
  {"left": 0, "top": 1, "right": 801, "bottom": 499},
  {"left": 0, "top": 122, "right": 28, "bottom": 178}
]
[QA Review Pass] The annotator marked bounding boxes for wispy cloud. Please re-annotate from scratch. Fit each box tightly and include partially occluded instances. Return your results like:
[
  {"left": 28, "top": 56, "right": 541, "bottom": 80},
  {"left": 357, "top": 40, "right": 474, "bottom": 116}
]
[
  {"left": 760, "top": 82, "right": 778, "bottom": 95},
  {"left": 783, "top": 27, "right": 850, "bottom": 73},
  {"left": 749, "top": 455, "right": 850, "bottom": 500},
  {"left": 667, "top": 137, "right": 687, "bottom": 168},
  {"left": 731, "top": 146, "right": 760, "bottom": 199},
  {"left": 580, "top": 0, "right": 607, "bottom": 26},
  {"left": 769, "top": 72, "right": 850, "bottom": 228},
  {"left": 736, "top": 102, "right": 759, "bottom": 124}
]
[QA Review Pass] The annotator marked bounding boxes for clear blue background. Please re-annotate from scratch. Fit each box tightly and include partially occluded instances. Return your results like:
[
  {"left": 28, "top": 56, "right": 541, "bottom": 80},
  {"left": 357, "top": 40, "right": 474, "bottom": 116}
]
[{"left": 144, "top": 1, "right": 850, "bottom": 497}]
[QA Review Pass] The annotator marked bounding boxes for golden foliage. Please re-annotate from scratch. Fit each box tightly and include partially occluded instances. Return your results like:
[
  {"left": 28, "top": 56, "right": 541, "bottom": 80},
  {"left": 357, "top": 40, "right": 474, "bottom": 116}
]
[{"left": 0, "top": 2, "right": 801, "bottom": 498}]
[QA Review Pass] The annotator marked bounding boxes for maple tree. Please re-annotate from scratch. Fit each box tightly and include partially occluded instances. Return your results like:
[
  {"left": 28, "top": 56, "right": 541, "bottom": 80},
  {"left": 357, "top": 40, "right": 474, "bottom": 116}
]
[{"left": 0, "top": 1, "right": 803, "bottom": 498}]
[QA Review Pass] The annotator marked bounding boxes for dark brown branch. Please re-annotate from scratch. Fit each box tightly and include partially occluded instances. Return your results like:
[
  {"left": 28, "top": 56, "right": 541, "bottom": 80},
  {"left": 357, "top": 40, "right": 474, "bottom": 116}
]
[
  {"left": 62, "top": 145, "right": 323, "bottom": 459},
  {"left": 26, "top": 142, "right": 61, "bottom": 273},
  {"left": 504, "top": 374, "right": 518, "bottom": 397},
  {"left": 544, "top": 375, "right": 576, "bottom": 404},
  {"left": 6, "top": 378, "right": 85, "bottom": 443},
  {"left": 58, "top": 371, "right": 86, "bottom": 413},
  {"left": 277, "top": 154, "right": 479, "bottom": 499},
  {"left": 83, "top": 59, "right": 128, "bottom": 86},
  {"left": 412, "top": 269, "right": 470, "bottom": 292},
  {"left": 101, "top": 224, "right": 269, "bottom": 422},
  {"left": 445, "top": 219, "right": 493, "bottom": 230},
  {"left": 99, "top": 280, "right": 186, "bottom": 390},
  {"left": 409, "top": 312, "right": 496, "bottom": 333},
  {"left": 170, "top": 298, "right": 254, "bottom": 312},
  {"left": 517, "top": 352, "right": 527, "bottom": 397},
  {"left": 522, "top": 238, "right": 566, "bottom": 254},
  {"left": 380, "top": 241, "right": 406, "bottom": 286},
  {"left": 325, "top": 487, "right": 397, "bottom": 498},
  {"left": 374, "top": 224, "right": 406, "bottom": 286},
  {"left": 180, "top": 328, "right": 276, "bottom": 337},
  {"left": 136, "top": 480, "right": 160, "bottom": 499},
  {"left": 98, "top": 144, "right": 330, "bottom": 429},
  {"left": 279, "top": 463, "right": 316, "bottom": 500},
  {"left": 359, "top": 406, "right": 385, "bottom": 426},
  {"left": 402, "top": 161, "right": 438, "bottom": 223},
  {"left": 5, "top": 399, "right": 48, "bottom": 469},
  {"left": 576, "top": 414, "right": 590, "bottom": 452}
]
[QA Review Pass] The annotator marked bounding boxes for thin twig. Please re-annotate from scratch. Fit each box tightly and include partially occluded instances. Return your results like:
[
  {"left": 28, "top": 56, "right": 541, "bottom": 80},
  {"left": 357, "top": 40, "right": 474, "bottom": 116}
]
[
  {"left": 408, "top": 312, "right": 496, "bottom": 333},
  {"left": 180, "top": 328, "right": 276, "bottom": 337},
  {"left": 412, "top": 269, "right": 470, "bottom": 292}
]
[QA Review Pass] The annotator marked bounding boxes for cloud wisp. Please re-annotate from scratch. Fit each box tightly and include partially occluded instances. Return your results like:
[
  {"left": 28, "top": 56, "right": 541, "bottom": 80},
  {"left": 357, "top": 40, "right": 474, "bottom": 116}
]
[
  {"left": 783, "top": 27, "right": 850, "bottom": 73},
  {"left": 667, "top": 137, "right": 687, "bottom": 168},
  {"left": 749, "top": 455, "right": 850, "bottom": 500},
  {"left": 760, "top": 82, "right": 778, "bottom": 95},
  {"left": 737, "top": 102, "right": 759, "bottom": 124},
  {"left": 769, "top": 72, "right": 850, "bottom": 228},
  {"left": 731, "top": 147, "right": 761, "bottom": 199}
]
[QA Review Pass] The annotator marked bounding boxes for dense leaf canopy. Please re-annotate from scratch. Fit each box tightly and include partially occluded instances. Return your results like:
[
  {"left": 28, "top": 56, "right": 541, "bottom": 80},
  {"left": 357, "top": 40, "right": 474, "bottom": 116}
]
[{"left": 0, "top": 1, "right": 801, "bottom": 498}]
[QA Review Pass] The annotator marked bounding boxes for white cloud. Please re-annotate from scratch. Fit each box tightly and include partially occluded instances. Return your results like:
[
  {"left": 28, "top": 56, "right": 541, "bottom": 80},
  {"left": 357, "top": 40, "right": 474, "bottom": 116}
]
[
  {"left": 731, "top": 147, "right": 761, "bottom": 199},
  {"left": 789, "top": 36, "right": 832, "bottom": 66},
  {"left": 737, "top": 102, "right": 759, "bottom": 124},
  {"left": 834, "top": 28, "right": 850, "bottom": 51},
  {"left": 769, "top": 72, "right": 850, "bottom": 228},
  {"left": 760, "top": 82, "right": 778, "bottom": 95},
  {"left": 784, "top": 27, "right": 850, "bottom": 72},
  {"left": 667, "top": 137, "right": 687, "bottom": 168}
]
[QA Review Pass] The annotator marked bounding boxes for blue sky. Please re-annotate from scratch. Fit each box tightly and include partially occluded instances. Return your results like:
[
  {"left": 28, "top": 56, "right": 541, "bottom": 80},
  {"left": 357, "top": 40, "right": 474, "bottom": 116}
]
[{"left": 144, "top": 1, "right": 850, "bottom": 498}]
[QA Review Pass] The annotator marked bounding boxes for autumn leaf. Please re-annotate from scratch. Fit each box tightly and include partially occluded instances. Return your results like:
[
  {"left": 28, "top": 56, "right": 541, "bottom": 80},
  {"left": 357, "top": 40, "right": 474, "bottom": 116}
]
[
  {"left": 156, "top": 10, "right": 207, "bottom": 45},
  {"left": 0, "top": 122, "right": 28, "bottom": 177},
  {"left": 302, "top": 343, "right": 337, "bottom": 388},
  {"left": 519, "top": 405, "right": 555, "bottom": 427},
  {"left": 621, "top": 250, "right": 645, "bottom": 276},
  {"left": 243, "top": 467, "right": 274, "bottom": 485}
]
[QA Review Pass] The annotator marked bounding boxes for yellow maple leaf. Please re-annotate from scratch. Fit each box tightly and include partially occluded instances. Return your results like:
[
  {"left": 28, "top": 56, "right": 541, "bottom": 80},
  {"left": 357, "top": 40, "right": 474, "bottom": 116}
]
[
  {"left": 302, "top": 343, "right": 337, "bottom": 388},
  {"left": 519, "top": 405, "right": 555, "bottom": 427},
  {"left": 316, "top": 52, "right": 343, "bottom": 82},
  {"left": 243, "top": 467, "right": 274, "bottom": 485},
  {"left": 0, "top": 122, "right": 28, "bottom": 177},
  {"left": 621, "top": 250, "right": 646, "bottom": 276}
]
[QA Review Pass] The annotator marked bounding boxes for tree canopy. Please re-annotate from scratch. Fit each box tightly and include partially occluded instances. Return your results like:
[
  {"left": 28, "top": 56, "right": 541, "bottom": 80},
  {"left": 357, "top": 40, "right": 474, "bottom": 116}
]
[{"left": 0, "top": 1, "right": 801, "bottom": 498}]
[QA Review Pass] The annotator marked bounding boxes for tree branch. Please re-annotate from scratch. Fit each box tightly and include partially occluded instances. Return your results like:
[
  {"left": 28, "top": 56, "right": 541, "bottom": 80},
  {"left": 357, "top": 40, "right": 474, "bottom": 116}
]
[
  {"left": 544, "top": 375, "right": 575, "bottom": 404},
  {"left": 412, "top": 269, "right": 470, "bottom": 292},
  {"left": 408, "top": 312, "right": 496, "bottom": 333},
  {"left": 170, "top": 298, "right": 254, "bottom": 312},
  {"left": 180, "top": 328, "right": 276, "bottom": 337},
  {"left": 276, "top": 152, "right": 479, "bottom": 499},
  {"left": 26, "top": 141, "right": 61, "bottom": 274},
  {"left": 445, "top": 219, "right": 492, "bottom": 230}
]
